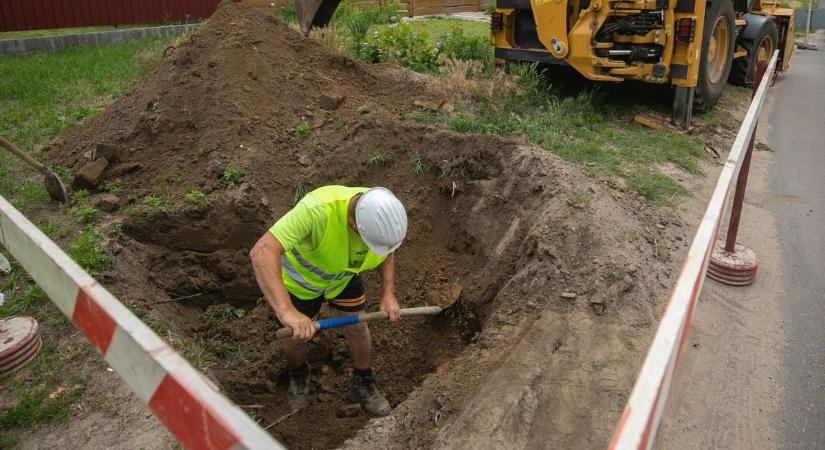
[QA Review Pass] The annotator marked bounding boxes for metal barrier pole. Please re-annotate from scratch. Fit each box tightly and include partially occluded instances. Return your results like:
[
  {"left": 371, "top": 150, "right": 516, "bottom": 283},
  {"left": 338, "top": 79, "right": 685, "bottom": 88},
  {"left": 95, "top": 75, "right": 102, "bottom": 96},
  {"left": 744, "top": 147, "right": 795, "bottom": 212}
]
[
  {"left": 609, "top": 51, "right": 779, "bottom": 450},
  {"left": 707, "top": 61, "right": 768, "bottom": 285}
]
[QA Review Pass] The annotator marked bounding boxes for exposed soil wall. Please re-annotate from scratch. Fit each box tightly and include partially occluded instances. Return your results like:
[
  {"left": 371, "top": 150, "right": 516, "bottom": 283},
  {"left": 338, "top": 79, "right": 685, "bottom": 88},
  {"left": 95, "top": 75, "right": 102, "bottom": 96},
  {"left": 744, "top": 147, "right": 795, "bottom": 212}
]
[{"left": 45, "top": 2, "right": 685, "bottom": 448}]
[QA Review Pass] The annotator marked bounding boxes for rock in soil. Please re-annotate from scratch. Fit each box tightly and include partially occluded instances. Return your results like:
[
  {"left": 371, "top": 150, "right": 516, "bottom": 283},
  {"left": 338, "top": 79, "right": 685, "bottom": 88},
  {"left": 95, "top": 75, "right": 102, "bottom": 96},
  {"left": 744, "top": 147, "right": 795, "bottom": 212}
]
[
  {"left": 0, "top": 252, "right": 10, "bottom": 275},
  {"left": 336, "top": 404, "right": 362, "bottom": 418},
  {"left": 73, "top": 157, "right": 109, "bottom": 189},
  {"left": 95, "top": 143, "right": 122, "bottom": 163},
  {"left": 319, "top": 94, "right": 344, "bottom": 110},
  {"left": 106, "top": 162, "right": 141, "bottom": 178},
  {"left": 95, "top": 194, "right": 121, "bottom": 212}
]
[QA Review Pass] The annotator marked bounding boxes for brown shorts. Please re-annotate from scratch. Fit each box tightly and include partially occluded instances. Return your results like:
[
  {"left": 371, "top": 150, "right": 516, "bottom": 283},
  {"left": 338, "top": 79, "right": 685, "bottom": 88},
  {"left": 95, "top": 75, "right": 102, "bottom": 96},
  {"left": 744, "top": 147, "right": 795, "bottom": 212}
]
[{"left": 290, "top": 275, "right": 366, "bottom": 320}]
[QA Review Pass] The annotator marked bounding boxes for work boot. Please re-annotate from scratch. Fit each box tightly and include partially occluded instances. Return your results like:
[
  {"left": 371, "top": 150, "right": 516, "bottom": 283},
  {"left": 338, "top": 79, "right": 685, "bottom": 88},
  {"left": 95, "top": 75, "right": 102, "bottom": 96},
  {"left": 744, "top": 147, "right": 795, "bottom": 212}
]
[
  {"left": 347, "top": 368, "right": 391, "bottom": 417},
  {"left": 287, "top": 362, "right": 312, "bottom": 411}
]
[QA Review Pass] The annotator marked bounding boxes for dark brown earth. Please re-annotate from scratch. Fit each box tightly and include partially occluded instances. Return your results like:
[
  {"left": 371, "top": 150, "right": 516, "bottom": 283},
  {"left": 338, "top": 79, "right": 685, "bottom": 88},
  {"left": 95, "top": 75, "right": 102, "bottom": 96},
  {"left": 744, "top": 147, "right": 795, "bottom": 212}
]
[{"left": 45, "top": 2, "right": 689, "bottom": 448}]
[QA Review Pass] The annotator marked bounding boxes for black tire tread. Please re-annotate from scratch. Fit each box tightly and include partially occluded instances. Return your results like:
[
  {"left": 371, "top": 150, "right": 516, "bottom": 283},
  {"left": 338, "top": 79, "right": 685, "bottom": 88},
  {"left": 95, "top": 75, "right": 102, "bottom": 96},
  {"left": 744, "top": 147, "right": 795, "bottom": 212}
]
[
  {"left": 729, "top": 21, "right": 779, "bottom": 86},
  {"left": 729, "top": 41, "right": 754, "bottom": 85},
  {"left": 693, "top": 0, "right": 736, "bottom": 112}
]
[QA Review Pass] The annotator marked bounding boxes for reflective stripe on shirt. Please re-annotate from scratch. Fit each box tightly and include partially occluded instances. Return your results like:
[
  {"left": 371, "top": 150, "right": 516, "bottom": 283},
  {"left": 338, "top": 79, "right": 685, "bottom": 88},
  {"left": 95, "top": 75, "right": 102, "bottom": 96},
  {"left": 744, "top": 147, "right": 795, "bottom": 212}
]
[
  {"left": 290, "top": 249, "right": 349, "bottom": 281},
  {"left": 280, "top": 256, "right": 323, "bottom": 295}
]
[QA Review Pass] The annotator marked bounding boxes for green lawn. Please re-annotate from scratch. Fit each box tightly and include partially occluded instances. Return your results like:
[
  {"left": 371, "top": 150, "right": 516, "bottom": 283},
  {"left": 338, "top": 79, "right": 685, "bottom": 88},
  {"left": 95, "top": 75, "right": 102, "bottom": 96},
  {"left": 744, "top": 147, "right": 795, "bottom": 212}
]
[
  {"left": 407, "top": 18, "right": 489, "bottom": 43},
  {"left": 0, "top": 24, "right": 167, "bottom": 40},
  {"left": 0, "top": 37, "right": 173, "bottom": 446},
  {"left": 0, "top": 37, "right": 168, "bottom": 209}
]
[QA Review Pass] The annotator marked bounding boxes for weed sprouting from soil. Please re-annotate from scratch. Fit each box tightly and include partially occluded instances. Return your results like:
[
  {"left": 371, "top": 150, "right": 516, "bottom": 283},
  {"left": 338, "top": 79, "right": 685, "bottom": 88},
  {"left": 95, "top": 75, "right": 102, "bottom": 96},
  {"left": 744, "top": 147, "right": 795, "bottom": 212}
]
[
  {"left": 184, "top": 189, "right": 207, "bottom": 205},
  {"left": 70, "top": 189, "right": 90, "bottom": 204},
  {"left": 296, "top": 121, "right": 311, "bottom": 137},
  {"left": 69, "top": 205, "right": 102, "bottom": 224},
  {"left": 365, "top": 151, "right": 389, "bottom": 167},
  {"left": 142, "top": 194, "right": 167, "bottom": 216},
  {"left": 411, "top": 153, "right": 425, "bottom": 176},
  {"left": 101, "top": 180, "right": 123, "bottom": 194},
  {"left": 222, "top": 163, "right": 246, "bottom": 188},
  {"left": 293, "top": 182, "right": 311, "bottom": 205}
]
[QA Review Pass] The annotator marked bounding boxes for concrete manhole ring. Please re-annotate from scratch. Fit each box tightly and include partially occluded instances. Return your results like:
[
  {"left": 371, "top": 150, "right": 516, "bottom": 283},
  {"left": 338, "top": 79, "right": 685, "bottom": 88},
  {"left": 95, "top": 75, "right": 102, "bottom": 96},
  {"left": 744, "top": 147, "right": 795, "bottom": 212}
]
[{"left": 0, "top": 316, "right": 42, "bottom": 374}]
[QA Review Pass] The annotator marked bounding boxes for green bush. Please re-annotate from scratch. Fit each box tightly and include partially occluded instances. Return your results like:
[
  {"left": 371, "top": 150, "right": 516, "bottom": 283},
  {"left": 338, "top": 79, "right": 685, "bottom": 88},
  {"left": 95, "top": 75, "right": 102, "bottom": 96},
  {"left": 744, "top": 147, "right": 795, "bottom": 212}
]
[
  {"left": 333, "top": 1, "right": 403, "bottom": 31},
  {"left": 333, "top": 1, "right": 404, "bottom": 53},
  {"left": 355, "top": 23, "right": 440, "bottom": 73},
  {"left": 437, "top": 26, "right": 492, "bottom": 67}
]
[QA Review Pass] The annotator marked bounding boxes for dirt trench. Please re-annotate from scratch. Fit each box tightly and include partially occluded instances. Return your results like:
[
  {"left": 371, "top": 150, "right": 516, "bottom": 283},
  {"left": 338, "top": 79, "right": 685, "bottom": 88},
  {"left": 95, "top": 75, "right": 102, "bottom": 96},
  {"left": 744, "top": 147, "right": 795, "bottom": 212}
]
[{"left": 45, "top": 2, "right": 680, "bottom": 448}]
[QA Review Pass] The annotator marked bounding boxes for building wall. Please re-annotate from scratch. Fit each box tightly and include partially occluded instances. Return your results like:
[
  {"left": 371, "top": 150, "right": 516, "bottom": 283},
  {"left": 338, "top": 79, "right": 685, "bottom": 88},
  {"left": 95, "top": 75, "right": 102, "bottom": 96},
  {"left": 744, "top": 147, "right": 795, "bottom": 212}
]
[{"left": 0, "top": 0, "right": 228, "bottom": 32}]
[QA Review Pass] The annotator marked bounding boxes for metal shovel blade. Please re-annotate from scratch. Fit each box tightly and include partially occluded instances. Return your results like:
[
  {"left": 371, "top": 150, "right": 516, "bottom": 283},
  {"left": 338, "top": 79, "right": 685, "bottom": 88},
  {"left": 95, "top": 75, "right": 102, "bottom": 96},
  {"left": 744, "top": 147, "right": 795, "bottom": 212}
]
[{"left": 295, "top": 0, "right": 342, "bottom": 35}]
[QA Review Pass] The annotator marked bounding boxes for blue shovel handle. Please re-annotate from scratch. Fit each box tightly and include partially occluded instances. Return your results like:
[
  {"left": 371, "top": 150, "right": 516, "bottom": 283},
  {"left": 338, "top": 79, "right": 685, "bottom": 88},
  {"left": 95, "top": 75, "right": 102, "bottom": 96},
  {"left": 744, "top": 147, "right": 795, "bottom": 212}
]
[
  {"left": 275, "top": 306, "right": 442, "bottom": 339},
  {"left": 315, "top": 315, "right": 360, "bottom": 331}
]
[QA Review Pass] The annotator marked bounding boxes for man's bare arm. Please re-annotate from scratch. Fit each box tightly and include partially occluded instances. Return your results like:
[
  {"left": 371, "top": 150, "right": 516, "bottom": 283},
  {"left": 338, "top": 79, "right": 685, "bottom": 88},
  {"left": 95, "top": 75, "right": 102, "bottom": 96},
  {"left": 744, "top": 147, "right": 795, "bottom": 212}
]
[
  {"left": 249, "top": 233, "right": 315, "bottom": 339},
  {"left": 378, "top": 252, "right": 400, "bottom": 322}
]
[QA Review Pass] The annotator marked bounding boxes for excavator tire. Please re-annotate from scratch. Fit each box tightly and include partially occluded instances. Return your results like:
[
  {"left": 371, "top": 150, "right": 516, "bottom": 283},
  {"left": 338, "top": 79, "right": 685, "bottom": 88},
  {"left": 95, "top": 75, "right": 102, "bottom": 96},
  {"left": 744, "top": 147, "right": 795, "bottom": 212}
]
[
  {"left": 729, "top": 19, "right": 779, "bottom": 85},
  {"left": 693, "top": 0, "right": 736, "bottom": 112}
]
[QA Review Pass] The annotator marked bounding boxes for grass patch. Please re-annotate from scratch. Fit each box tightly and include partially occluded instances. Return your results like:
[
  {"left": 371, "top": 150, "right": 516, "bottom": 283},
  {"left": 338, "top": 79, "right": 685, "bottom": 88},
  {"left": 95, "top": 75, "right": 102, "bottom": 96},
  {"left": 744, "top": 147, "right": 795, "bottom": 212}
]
[
  {"left": 566, "top": 191, "right": 592, "bottom": 207},
  {"left": 68, "top": 228, "right": 112, "bottom": 273},
  {"left": 408, "top": 18, "right": 488, "bottom": 43},
  {"left": 0, "top": 389, "right": 81, "bottom": 430},
  {"left": 0, "top": 38, "right": 168, "bottom": 153},
  {"left": 70, "top": 204, "right": 102, "bottom": 224},
  {"left": 416, "top": 64, "right": 705, "bottom": 204},
  {"left": 0, "top": 36, "right": 170, "bottom": 213},
  {"left": 0, "top": 24, "right": 160, "bottom": 40},
  {"left": 625, "top": 169, "right": 687, "bottom": 204},
  {"left": 0, "top": 36, "right": 174, "bottom": 443}
]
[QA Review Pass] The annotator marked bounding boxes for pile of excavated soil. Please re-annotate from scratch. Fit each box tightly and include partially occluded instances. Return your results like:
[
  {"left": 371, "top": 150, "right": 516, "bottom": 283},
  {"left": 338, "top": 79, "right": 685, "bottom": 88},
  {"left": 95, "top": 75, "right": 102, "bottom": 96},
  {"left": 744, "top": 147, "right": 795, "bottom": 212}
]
[{"left": 46, "top": 2, "right": 687, "bottom": 448}]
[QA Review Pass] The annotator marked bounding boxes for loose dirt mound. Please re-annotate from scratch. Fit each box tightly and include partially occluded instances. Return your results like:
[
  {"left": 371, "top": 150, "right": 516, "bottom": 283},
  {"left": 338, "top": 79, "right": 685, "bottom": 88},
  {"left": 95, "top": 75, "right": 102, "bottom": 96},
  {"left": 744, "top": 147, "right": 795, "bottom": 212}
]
[{"left": 47, "top": 2, "right": 682, "bottom": 448}]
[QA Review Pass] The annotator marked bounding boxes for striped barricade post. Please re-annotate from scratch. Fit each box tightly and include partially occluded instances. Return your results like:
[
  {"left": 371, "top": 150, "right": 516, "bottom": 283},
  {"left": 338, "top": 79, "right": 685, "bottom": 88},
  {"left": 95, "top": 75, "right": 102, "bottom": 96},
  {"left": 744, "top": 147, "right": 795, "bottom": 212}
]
[
  {"left": 608, "top": 50, "right": 780, "bottom": 450},
  {"left": 0, "top": 195, "right": 284, "bottom": 450}
]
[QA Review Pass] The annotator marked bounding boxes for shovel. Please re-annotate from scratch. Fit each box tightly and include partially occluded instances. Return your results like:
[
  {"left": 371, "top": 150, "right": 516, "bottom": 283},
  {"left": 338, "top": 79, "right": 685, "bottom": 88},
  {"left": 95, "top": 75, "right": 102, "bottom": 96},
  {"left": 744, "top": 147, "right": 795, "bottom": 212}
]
[
  {"left": 0, "top": 136, "right": 69, "bottom": 203},
  {"left": 275, "top": 306, "right": 442, "bottom": 340}
]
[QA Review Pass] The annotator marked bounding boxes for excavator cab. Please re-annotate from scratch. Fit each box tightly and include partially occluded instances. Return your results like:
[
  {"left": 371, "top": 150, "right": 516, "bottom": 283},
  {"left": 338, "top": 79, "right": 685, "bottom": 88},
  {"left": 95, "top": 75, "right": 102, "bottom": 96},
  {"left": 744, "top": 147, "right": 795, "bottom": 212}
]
[{"left": 295, "top": 0, "right": 342, "bottom": 35}]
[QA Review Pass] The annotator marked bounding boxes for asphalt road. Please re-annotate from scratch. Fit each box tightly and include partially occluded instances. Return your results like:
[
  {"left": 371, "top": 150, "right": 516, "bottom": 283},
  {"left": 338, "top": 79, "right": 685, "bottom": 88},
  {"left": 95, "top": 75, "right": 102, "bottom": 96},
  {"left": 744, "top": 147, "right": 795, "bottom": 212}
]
[{"left": 766, "top": 35, "right": 825, "bottom": 449}]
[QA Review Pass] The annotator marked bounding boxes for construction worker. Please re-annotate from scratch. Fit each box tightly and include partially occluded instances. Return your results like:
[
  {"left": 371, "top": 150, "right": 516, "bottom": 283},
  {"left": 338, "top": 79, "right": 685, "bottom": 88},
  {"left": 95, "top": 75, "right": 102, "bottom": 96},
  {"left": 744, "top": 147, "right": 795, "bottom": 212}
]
[{"left": 250, "top": 185, "right": 407, "bottom": 417}]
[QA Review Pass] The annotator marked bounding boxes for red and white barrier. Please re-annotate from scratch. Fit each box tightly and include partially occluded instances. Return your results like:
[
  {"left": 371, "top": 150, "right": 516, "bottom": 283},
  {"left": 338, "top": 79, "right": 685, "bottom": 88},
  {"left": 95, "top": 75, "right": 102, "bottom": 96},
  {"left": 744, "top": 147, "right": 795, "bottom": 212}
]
[
  {"left": 0, "top": 195, "right": 284, "bottom": 450},
  {"left": 608, "top": 50, "right": 780, "bottom": 450}
]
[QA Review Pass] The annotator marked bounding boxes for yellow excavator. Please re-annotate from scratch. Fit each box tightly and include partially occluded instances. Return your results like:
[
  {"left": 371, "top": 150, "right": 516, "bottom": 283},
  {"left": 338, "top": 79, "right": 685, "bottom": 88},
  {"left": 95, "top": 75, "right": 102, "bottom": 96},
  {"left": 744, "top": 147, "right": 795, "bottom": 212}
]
[
  {"left": 490, "top": 0, "right": 794, "bottom": 127},
  {"left": 295, "top": 0, "right": 794, "bottom": 128}
]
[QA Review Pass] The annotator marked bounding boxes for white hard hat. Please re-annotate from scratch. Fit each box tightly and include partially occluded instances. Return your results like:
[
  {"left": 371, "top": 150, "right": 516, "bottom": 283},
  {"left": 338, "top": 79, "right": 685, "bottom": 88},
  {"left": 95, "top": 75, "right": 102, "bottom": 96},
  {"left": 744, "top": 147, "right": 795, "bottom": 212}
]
[{"left": 355, "top": 187, "right": 408, "bottom": 257}]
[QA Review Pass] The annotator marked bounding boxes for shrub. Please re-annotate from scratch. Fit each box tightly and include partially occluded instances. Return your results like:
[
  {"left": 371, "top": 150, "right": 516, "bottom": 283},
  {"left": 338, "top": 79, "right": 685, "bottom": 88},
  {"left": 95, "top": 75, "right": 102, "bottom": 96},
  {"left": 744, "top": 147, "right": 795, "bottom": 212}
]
[
  {"left": 437, "top": 26, "right": 492, "bottom": 68},
  {"left": 221, "top": 163, "right": 245, "bottom": 188},
  {"left": 355, "top": 23, "right": 440, "bottom": 73}
]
